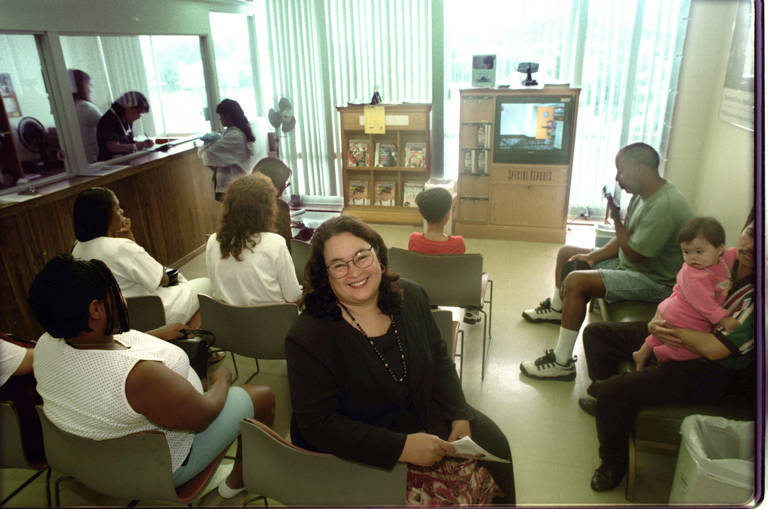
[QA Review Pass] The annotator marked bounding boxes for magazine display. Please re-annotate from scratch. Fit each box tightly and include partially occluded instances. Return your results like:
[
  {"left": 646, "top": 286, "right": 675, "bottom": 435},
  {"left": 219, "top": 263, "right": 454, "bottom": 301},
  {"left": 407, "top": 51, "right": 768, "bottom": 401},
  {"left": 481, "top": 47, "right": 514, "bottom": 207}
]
[
  {"left": 374, "top": 142, "right": 398, "bottom": 167},
  {"left": 348, "top": 139, "right": 370, "bottom": 167},
  {"left": 404, "top": 142, "right": 426, "bottom": 168},
  {"left": 348, "top": 179, "right": 370, "bottom": 206},
  {"left": 374, "top": 180, "right": 396, "bottom": 206},
  {"left": 402, "top": 181, "right": 424, "bottom": 208},
  {"left": 476, "top": 123, "right": 491, "bottom": 148},
  {"left": 476, "top": 150, "right": 487, "bottom": 175},
  {"left": 463, "top": 149, "right": 475, "bottom": 174}
]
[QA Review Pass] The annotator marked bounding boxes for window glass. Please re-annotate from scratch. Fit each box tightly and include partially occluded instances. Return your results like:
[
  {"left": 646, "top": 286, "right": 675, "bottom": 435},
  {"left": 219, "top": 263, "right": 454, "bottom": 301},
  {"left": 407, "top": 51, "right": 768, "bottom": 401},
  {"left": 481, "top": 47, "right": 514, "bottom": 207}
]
[
  {"left": 61, "top": 34, "right": 208, "bottom": 162},
  {"left": 210, "top": 12, "right": 257, "bottom": 117},
  {"left": 0, "top": 33, "right": 67, "bottom": 190}
]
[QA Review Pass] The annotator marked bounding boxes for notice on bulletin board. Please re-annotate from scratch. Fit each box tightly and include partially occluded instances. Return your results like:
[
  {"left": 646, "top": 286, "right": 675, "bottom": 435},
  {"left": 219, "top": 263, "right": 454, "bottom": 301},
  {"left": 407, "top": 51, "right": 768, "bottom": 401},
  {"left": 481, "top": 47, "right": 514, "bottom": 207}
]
[{"left": 364, "top": 105, "right": 385, "bottom": 134}]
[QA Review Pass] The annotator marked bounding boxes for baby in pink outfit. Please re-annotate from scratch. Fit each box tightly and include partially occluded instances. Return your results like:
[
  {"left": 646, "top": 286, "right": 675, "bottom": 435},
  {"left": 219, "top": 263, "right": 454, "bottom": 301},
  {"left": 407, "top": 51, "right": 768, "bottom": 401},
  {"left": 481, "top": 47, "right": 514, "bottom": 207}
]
[{"left": 633, "top": 217, "right": 739, "bottom": 370}]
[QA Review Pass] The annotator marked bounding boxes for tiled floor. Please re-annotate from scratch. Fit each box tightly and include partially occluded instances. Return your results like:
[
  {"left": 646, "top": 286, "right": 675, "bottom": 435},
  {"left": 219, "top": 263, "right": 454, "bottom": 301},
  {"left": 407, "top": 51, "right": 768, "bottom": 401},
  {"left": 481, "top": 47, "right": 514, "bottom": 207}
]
[{"left": 1, "top": 222, "right": 678, "bottom": 507}]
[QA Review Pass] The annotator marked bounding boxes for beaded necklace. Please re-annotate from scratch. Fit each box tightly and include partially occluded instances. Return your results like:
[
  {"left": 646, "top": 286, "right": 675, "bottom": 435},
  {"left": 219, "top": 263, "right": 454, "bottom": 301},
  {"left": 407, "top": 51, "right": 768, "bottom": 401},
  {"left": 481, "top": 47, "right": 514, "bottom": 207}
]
[{"left": 337, "top": 302, "right": 407, "bottom": 384}]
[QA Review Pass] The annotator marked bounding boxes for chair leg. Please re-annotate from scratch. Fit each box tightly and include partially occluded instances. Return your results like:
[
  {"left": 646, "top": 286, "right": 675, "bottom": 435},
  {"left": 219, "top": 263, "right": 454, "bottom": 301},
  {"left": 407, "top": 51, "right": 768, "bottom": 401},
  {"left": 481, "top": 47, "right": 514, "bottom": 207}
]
[
  {"left": 243, "top": 359, "right": 261, "bottom": 384},
  {"left": 54, "top": 475, "right": 72, "bottom": 507},
  {"left": 626, "top": 432, "right": 637, "bottom": 501},
  {"left": 0, "top": 468, "right": 47, "bottom": 507},
  {"left": 231, "top": 352, "right": 240, "bottom": 384},
  {"left": 479, "top": 308, "right": 488, "bottom": 381},
  {"left": 597, "top": 297, "right": 609, "bottom": 322},
  {"left": 457, "top": 329, "right": 464, "bottom": 381},
  {"left": 243, "top": 494, "right": 268, "bottom": 506},
  {"left": 45, "top": 467, "right": 51, "bottom": 508},
  {"left": 485, "top": 279, "right": 493, "bottom": 347}
]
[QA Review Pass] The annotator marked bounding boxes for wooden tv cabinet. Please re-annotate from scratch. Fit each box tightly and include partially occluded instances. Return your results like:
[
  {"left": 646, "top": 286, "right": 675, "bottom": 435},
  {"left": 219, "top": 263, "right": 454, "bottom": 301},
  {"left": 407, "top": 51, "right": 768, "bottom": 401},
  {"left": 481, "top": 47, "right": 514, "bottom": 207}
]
[{"left": 455, "top": 87, "right": 580, "bottom": 243}]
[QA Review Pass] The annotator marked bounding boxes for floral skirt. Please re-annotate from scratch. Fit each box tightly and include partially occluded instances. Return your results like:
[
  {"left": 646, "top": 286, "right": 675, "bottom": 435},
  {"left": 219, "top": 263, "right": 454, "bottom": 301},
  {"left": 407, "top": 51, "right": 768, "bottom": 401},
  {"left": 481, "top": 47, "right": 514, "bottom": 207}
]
[{"left": 406, "top": 458, "right": 503, "bottom": 506}]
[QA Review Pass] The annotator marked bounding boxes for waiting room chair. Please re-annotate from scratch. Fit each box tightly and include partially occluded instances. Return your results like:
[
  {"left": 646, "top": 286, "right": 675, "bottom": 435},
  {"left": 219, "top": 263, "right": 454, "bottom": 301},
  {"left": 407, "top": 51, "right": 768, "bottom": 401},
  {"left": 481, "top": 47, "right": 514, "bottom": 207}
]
[
  {"left": 388, "top": 247, "right": 493, "bottom": 379},
  {"left": 35, "top": 406, "right": 224, "bottom": 507},
  {"left": 0, "top": 401, "right": 50, "bottom": 507},
  {"left": 290, "top": 238, "right": 311, "bottom": 284},
  {"left": 125, "top": 295, "right": 165, "bottom": 332},
  {"left": 197, "top": 294, "right": 299, "bottom": 383},
  {"left": 431, "top": 309, "right": 464, "bottom": 381},
  {"left": 240, "top": 418, "right": 407, "bottom": 506}
]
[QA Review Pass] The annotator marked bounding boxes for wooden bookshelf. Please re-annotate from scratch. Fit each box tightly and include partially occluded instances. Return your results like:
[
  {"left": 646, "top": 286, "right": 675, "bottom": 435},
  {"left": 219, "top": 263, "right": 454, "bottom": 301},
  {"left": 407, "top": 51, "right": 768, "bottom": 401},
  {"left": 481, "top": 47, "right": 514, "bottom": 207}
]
[{"left": 337, "top": 104, "right": 431, "bottom": 225}]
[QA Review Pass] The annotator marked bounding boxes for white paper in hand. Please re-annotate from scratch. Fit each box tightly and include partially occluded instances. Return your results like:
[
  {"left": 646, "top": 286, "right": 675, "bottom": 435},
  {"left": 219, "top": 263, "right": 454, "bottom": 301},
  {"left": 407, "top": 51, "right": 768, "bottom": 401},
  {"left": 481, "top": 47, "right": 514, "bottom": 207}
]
[{"left": 450, "top": 436, "right": 510, "bottom": 463}]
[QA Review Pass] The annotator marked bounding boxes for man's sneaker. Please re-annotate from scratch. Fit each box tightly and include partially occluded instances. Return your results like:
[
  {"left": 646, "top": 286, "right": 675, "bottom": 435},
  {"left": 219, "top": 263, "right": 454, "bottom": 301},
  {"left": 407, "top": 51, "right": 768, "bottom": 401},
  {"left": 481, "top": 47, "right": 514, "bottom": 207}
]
[
  {"left": 463, "top": 310, "right": 481, "bottom": 324},
  {"left": 520, "top": 349, "right": 576, "bottom": 381},
  {"left": 522, "top": 298, "right": 562, "bottom": 324}
]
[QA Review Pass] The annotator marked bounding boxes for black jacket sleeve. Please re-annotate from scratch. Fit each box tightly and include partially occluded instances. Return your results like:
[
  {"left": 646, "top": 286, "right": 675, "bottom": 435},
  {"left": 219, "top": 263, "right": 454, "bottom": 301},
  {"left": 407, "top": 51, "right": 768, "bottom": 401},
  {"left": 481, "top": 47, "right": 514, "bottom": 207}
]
[{"left": 286, "top": 316, "right": 407, "bottom": 469}]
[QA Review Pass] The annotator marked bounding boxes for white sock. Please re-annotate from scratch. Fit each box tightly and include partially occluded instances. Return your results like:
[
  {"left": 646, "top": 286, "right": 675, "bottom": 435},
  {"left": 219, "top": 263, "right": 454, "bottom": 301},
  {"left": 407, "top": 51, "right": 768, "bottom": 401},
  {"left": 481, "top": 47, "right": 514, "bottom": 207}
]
[
  {"left": 550, "top": 287, "right": 563, "bottom": 311},
  {"left": 554, "top": 327, "right": 579, "bottom": 364}
]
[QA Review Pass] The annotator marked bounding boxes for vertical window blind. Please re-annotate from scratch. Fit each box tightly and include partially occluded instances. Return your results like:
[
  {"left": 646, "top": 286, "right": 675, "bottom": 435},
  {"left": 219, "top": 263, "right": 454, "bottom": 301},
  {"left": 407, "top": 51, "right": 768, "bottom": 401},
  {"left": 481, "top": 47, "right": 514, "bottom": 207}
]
[{"left": 262, "top": 0, "right": 690, "bottom": 214}]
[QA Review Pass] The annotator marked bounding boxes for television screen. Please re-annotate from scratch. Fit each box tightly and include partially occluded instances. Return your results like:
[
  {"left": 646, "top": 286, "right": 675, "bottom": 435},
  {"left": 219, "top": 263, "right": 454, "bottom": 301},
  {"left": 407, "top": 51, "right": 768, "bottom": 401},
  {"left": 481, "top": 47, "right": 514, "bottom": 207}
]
[{"left": 493, "top": 95, "right": 575, "bottom": 165}]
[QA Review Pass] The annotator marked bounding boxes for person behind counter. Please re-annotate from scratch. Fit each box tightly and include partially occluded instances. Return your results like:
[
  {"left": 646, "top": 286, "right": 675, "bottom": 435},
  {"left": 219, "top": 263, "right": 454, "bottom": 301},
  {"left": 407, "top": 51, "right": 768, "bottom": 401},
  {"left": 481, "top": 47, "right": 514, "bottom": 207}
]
[
  {"left": 96, "top": 91, "right": 154, "bottom": 161},
  {"left": 71, "top": 187, "right": 211, "bottom": 327},
  {"left": 69, "top": 69, "right": 101, "bottom": 163},
  {"left": 199, "top": 99, "right": 260, "bottom": 201}
]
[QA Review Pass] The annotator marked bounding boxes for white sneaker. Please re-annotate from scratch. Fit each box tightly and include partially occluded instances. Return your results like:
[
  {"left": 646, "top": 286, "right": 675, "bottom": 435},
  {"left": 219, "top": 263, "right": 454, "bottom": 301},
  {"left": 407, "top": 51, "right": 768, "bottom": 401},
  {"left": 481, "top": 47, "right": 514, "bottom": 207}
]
[
  {"left": 520, "top": 349, "right": 576, "bottom": 381},
  {"left": 522, "top": 298, "right": 562, "bottom": 324}
]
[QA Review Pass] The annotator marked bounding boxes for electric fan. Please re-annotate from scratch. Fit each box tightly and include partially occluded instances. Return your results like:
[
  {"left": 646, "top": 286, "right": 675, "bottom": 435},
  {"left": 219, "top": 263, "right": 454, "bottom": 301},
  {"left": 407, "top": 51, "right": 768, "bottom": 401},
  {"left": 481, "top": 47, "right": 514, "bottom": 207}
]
[{"left": 268, "top": 97, "right": 297, "bottom": 135}]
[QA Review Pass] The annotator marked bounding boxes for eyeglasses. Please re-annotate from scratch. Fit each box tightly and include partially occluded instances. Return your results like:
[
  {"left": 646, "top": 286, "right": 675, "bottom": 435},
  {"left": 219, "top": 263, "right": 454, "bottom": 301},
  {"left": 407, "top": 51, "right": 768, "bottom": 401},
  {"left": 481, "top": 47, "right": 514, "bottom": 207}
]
[{"left": 326, "top": 246, "right": 376, "bottom": 278}]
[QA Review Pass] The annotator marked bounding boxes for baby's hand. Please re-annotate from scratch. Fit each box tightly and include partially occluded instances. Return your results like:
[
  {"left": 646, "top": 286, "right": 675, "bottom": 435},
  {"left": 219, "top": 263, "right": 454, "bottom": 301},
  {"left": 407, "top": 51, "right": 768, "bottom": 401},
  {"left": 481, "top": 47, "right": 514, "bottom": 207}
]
[{"left": 718, "top": 316, "right": 740, "bottom": 333}]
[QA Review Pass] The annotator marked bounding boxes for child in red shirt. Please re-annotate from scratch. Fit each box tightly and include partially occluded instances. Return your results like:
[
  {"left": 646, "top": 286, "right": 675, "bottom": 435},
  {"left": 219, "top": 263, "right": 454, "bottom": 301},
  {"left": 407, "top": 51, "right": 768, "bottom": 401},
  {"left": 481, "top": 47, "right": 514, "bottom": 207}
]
[
  {"left": 409, "top": 187, "right": 466, "bottom": 254},
  {"left": 409, "top": 187, "right": 479, "bottom": 323}
]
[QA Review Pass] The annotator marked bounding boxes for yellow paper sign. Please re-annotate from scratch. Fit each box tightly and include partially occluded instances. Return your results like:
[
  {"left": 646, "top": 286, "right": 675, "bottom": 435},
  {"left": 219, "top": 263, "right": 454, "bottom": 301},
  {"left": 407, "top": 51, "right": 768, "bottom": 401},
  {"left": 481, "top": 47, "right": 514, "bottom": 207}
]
[{"left": 363, "top": 105, "right": 385, "bottom": 134}]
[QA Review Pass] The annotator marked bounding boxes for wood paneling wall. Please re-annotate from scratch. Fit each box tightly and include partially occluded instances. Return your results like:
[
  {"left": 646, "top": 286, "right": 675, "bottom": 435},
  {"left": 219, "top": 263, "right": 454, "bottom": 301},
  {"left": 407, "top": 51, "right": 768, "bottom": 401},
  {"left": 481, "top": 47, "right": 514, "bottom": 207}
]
[{"left": 0, "top": 147, "right": 221, "bottom": 339}]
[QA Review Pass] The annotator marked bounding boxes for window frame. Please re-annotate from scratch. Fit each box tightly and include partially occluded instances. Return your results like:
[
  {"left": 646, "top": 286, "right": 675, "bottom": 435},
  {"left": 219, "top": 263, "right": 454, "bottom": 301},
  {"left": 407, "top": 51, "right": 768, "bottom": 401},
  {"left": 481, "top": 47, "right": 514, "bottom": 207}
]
[{"left": 0, "top": 0, "right": 258, "bottom": 197}]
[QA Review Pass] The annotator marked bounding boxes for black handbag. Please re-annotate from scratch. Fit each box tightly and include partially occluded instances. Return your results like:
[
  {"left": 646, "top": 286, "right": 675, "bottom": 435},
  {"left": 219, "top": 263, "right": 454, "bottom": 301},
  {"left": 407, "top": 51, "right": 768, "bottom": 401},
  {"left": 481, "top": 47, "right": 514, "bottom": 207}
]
[{"left": 174, "top": 329, "right": 216, "bottom": 379}]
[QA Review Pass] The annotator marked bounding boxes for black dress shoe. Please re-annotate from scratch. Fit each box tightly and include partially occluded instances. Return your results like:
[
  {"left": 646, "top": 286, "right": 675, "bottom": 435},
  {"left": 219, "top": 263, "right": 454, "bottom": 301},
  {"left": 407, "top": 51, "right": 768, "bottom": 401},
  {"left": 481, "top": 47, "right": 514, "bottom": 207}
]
[
  {"left": 590, "top": 462, "right": 626, "bottom": 491},
  {"left": 578, "top": 397, "right": 597, "bottom": 417}
]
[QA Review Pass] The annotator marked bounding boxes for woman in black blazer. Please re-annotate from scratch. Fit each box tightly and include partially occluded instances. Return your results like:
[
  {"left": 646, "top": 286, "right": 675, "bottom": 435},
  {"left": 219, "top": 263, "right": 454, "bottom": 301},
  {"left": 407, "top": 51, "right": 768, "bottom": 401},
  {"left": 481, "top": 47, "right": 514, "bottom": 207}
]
[{"left": 285, "top": 216, "right": 515, "bottom": 505}]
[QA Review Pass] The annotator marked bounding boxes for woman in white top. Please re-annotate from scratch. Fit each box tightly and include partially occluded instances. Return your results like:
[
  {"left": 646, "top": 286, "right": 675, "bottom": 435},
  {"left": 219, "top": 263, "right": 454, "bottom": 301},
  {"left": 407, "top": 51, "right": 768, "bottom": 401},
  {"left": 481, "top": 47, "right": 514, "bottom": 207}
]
[
  {"left": 69, "top": 69, "right": 101, "bottom": 163},
  {"left": 206, "top": 173, "right": 302, "bottom": 306},
  {"left": 71, "top": 187, "right": 211, "bottom": 327},
  {"left": 199, "top": 99, "right": 260, "bottom": 201},
  {"left": 29, "top": 254, "right": 275, "bottom": 496}
]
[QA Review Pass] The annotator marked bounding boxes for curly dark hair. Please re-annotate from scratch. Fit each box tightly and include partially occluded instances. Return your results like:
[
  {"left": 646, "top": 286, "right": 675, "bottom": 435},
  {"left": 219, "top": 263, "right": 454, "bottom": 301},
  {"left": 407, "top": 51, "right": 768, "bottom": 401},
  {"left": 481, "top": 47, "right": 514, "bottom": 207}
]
[
  {"left": 300, "top": 216, "right": 403, "bottom": 317},
  {"left": 217, "top": 173, "right": 277, "bottom": 261},
  {"left": 28, "top": 254, "right": 129, "bottom": 339}
]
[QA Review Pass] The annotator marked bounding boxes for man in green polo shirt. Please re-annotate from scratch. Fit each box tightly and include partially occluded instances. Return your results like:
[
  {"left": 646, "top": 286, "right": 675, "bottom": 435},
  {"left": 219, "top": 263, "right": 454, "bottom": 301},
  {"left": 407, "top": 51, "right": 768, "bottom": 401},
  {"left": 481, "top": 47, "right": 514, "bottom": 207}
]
[{"left": 520, "top": 142, "right": 693, "bottom": 381}]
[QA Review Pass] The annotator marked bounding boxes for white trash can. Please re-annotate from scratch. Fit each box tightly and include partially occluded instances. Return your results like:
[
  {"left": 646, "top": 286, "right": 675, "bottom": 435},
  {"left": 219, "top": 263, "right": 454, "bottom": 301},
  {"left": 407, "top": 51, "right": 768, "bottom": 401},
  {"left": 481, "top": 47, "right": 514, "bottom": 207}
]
[{"left": 668, "top": 415, "right": 754, "bottom": 505}]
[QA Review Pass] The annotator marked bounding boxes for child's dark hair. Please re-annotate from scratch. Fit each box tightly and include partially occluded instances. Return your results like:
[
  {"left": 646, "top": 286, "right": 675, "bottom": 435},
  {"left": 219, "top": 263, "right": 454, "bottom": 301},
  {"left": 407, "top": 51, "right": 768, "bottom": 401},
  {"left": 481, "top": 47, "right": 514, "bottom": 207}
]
[
  {"left": 74, "top": 187, "right": 115, "bottom": 241},
  {"left": 678, "top": 217, "right": 726, "bottom": 247},
  {"left": 415, "top": 187, "right": 452, "bottom": 224},
  {"left": 28, "top": 254, "right": 129, "bottom": 339}
]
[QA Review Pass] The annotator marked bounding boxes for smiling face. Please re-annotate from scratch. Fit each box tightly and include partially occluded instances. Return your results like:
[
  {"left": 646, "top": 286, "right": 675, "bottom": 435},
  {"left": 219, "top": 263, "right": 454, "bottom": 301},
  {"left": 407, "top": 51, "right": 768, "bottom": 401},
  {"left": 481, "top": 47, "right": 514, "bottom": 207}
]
[
  {"left": 323, "top": 232, "right": 382, "bottom": 308},
  {"left": 680, "top": 235, "right": 723, "bottom": 270}
]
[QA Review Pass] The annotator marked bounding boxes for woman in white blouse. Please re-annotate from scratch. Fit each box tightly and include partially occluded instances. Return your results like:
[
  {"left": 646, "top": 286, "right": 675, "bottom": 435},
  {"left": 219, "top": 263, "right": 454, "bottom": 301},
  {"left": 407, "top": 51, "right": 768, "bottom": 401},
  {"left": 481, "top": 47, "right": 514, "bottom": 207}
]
[
  {"left": 206, "top": 173, "right": 302, "bottom": 306},
  {"left": 71, "top": 187, "right": 211, "bottom": 327},
  {"left": 199, "top": 99, "right": 260, "bottom": 201}
]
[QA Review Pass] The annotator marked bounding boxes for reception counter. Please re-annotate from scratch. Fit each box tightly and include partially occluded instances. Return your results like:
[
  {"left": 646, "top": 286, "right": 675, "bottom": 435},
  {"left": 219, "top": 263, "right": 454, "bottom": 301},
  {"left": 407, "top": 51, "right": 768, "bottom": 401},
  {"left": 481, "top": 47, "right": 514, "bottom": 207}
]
[{"left": 0, "top": 139, "right": 220, "bottom": 339}]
